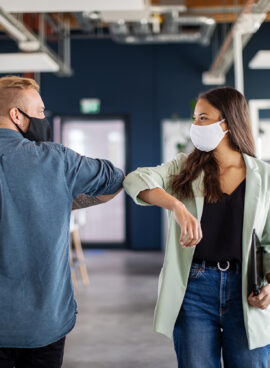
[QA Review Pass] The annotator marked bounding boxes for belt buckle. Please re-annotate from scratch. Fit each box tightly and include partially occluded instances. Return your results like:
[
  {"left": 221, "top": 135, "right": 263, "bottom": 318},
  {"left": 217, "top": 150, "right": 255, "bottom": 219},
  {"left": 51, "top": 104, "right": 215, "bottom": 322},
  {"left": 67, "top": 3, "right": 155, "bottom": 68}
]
[{"left": 217, "top": 261, "right": 230, "bottom": 271}]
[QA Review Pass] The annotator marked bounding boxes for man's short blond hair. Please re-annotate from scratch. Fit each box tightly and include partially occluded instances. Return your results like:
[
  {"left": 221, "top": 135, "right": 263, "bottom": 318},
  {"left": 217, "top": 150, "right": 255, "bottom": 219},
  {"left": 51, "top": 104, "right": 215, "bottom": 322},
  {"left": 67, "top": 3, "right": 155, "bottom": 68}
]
[
  {"left": 0, "top": 75, "right": 39, "bottom": 91},
  {"left": 0, "top": 75, "right": 40, "bottom": 116}
]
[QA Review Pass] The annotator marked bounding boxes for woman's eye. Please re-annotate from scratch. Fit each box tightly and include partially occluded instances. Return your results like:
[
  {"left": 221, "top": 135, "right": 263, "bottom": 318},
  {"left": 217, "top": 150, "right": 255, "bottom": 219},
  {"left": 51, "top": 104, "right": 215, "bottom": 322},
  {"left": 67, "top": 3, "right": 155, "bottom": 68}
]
[{"left": 192, "top": 116, "right": 208, "bottom": 121}]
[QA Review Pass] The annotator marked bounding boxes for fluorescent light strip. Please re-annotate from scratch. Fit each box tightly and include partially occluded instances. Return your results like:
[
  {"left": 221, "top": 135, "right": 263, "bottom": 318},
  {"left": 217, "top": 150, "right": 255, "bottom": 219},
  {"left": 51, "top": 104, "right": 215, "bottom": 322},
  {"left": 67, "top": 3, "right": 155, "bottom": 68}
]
[
  {"left": 0, "top": 53, "right": 60, "bottom": 72},
  {"left": 249, "top": 50, "right": 270, "bottom": 69}
]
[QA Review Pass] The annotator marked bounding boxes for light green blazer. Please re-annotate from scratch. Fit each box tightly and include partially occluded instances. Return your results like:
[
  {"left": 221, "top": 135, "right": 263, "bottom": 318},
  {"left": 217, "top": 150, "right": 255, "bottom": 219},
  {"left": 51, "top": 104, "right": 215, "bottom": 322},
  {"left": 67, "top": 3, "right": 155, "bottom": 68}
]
[{"left": 123, "top": 152, "right": 270, "bottom": 350}]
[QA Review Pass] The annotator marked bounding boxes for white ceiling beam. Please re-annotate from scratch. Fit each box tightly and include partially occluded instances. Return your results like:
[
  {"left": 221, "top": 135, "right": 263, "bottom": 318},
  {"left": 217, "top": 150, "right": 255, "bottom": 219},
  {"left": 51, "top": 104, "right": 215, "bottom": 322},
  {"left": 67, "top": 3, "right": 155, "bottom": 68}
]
[{"left": 0, "top": 0, "right": 145, "bottom": 13}]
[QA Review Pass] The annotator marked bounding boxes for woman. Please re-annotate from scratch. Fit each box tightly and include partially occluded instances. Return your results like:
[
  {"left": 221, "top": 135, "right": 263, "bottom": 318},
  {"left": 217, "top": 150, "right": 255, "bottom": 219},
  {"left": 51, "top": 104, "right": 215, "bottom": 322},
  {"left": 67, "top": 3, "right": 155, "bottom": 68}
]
[{"left": 124, "top": 87, "right": 270, "bottom": 367}]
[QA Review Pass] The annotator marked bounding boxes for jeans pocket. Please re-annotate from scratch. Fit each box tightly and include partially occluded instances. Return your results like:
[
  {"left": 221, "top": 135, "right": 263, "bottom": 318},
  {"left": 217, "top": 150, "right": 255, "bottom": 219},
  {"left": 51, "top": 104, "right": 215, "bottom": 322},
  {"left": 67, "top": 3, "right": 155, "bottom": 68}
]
[{"left": 189, "top": 264, "right": 205, "bottom": 280}]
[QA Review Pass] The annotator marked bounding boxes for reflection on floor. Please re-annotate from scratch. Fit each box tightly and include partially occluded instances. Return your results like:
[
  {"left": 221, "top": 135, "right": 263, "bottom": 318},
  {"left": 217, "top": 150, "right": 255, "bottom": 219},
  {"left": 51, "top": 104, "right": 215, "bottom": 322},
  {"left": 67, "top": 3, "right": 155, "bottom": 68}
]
[{"left": 62, "top": 250, "right": 177, "bottom": 368}]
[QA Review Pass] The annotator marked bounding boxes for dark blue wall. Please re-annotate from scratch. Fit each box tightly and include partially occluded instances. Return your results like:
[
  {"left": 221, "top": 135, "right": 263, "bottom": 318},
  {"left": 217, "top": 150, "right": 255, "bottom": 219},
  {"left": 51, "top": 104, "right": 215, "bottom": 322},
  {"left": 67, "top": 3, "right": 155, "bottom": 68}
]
[
  {"left": 2, "top": 22, "right": 270, "bottom": 249},
  {"left": 40, "top": 37, "right": 215, "bottom": 250},
  {"left": 40, "top": 22, "right": 270, "bottom": 249}
]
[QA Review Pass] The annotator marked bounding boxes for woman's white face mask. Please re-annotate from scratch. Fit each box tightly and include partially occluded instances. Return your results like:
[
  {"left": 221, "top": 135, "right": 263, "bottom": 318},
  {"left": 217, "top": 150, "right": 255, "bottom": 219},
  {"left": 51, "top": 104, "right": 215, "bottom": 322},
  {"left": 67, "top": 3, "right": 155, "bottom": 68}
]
[{"left": 190, "top": 119, "right": 229, "bottom": 152}]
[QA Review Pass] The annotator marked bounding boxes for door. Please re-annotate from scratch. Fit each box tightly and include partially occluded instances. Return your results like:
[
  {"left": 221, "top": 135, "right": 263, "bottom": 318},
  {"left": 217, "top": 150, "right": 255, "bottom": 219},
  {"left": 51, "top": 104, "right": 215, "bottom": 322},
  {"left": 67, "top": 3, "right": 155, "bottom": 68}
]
[{"left": 54, "top": 114, "right": 128, "bottom": 247}]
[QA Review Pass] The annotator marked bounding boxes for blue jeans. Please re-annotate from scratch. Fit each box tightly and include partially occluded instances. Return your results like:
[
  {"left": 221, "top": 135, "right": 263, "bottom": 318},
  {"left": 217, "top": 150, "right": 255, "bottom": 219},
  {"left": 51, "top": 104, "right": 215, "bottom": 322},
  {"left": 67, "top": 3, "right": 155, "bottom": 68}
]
[{"left": 173, "top": 262, "right": 270, "bottom": 368}]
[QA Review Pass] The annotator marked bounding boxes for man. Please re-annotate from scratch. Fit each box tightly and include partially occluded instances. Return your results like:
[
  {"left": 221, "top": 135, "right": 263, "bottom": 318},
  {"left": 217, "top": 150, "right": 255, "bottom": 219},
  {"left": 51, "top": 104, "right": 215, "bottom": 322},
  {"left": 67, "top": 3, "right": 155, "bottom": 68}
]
[{"left": 0, "top": 76, "right": 124, "bottom": 367}]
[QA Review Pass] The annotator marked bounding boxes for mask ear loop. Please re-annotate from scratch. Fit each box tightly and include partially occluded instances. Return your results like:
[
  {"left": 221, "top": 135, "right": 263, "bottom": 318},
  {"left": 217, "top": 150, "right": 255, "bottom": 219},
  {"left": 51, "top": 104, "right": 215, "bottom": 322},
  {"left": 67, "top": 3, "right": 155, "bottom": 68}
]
[
  {"left": 219, "top": 119, "right": 230, "bottom": 134},
  {"left": 17, "top": 107, "right": 31, "bottom": 120}
]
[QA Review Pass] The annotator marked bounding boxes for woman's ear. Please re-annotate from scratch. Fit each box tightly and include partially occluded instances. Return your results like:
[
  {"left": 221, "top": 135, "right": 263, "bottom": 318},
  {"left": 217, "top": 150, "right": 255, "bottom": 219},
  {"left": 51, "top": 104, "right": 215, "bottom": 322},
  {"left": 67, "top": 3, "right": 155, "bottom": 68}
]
[{"left": 220, "top": 119, "right": 229, "bottom": 132}]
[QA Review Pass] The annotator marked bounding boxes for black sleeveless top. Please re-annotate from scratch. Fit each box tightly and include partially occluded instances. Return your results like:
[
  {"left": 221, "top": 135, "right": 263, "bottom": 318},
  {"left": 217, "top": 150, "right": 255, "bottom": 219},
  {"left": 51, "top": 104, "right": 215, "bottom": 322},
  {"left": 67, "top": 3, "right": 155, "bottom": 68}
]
[{"left": 193, "top": 179, "right": 246, "bottom": 263}]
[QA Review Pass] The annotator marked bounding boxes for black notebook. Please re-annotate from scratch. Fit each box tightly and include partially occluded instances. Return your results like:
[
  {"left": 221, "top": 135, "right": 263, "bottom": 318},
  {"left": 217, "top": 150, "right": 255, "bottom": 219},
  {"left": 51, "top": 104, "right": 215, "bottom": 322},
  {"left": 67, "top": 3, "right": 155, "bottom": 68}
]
[{"left": 251, "top": 229, "right": 264, "bottom": 296}]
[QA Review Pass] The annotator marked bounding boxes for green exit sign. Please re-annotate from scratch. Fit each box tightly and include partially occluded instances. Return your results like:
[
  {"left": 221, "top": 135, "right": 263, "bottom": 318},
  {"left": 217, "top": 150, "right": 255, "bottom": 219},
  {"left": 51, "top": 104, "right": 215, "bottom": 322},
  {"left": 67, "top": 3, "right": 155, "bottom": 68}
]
[{"left": 80, "top": 98, "right": 101, "bottom": 114}]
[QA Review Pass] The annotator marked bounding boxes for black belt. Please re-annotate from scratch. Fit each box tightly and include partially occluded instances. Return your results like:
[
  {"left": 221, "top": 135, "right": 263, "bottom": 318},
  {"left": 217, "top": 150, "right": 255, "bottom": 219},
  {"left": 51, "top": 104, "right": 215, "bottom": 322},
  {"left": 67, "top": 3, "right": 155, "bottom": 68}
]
[{"left": 193, "top": 258, "right": 241, "bottom": 271}]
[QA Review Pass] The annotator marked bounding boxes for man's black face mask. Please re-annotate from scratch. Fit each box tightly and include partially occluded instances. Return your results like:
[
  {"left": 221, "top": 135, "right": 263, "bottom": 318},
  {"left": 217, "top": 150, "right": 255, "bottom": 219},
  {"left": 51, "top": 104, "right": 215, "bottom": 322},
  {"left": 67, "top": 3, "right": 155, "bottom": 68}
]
[{"left": 16, "top": 107, "right": 51, "bottom": 142}]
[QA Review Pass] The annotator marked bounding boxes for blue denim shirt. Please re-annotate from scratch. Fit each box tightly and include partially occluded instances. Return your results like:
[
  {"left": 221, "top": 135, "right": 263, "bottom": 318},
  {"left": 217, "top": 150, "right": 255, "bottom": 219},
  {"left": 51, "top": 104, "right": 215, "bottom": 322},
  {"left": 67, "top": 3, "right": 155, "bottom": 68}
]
[{"left": 0, "top": 128, "right": 124, "bottom": 348}]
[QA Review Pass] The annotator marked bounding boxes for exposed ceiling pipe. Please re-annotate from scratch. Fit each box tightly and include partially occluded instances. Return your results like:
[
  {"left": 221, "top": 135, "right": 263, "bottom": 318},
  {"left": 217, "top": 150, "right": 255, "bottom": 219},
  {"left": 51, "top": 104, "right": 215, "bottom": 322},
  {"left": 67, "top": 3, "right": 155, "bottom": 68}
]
[
  {"left": 209, "top": 0, "right": 257, "bottom": 74},
  {"left": 0, "top": 8, "right": 39, "bottom": 47},
  {"left": 233, "top": 30, "right": 244, "bottom": 93},
  {"left": 202, "top": 0, "right": 270, "bottom": 85},
  {"left": 187, "top": 6, "right": 243, "bottom": 14},
  {"left": 56, "top": 14, "right": 72, "bottom": 76},
  {"left": 110, "top": 14, "right": 216, "bottom": 45},
  {"left": 109, "top": 20, "right": 129, "bottom": 36},
  {"left": 72, "top": 12, "right": 95, "bottom": 32},
  {"left": 113, "top": 32, "right": 202, "bottom": 44},
  {"left": 172, "top": 15, "right": 216, "bottom": 45},
  {"left": 43, "top": 13, "right": 59, "bottom": 34}
]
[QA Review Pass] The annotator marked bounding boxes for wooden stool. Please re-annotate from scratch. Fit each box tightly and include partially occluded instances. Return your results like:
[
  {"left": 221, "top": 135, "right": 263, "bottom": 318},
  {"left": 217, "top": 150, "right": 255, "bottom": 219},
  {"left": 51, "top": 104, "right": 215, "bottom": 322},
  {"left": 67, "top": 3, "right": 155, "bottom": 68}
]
[{"left": 70, "top": 214, "right": 90, "bottom": 289}]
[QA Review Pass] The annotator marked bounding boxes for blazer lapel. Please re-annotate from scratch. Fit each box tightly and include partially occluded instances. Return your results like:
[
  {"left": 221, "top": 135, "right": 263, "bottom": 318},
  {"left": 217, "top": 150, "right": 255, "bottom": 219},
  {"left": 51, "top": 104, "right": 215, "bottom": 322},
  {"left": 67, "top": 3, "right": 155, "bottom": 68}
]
[{"left": 242, "top": 154, "right": 261, "bottom": 267}]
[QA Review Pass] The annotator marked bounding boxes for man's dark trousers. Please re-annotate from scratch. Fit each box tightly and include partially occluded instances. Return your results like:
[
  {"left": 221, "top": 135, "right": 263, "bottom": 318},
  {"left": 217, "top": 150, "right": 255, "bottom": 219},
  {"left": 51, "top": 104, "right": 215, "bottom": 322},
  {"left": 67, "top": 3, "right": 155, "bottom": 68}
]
[{"left": 0, "top": 337, "right": 66, "bottom": 368}]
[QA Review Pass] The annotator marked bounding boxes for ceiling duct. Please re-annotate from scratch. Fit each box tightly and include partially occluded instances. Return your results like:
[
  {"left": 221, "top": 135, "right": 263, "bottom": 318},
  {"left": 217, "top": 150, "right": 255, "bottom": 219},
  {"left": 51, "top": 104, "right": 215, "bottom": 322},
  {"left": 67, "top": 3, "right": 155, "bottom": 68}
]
[
  {"left": 99, "top": 0, "right": 186, "bottom": 24},
  {"left": 132, "top": 19, "right": 151, "bottom": 35},
  {"left": 72, "top": 12, "right": 97, "bottom": 32},
  {"left": 109, "top": 20, "right": 129, "bottom": 36},
  {"left": 203, "top": 0, "right": 270, "bottom": 85},
  {"left": 110, "top": 12, "right": 215, "bottom": 45}
]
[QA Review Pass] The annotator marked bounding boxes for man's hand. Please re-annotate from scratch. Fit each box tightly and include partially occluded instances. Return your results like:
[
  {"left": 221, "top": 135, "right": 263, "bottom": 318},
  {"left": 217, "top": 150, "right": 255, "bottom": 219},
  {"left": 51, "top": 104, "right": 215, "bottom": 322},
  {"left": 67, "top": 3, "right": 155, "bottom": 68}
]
[
  {"left": 172, "top": 202, "right": 203, "bottom": 248},
  {"left": 248, "top": 284, "right": 270, "bottom": 310}
]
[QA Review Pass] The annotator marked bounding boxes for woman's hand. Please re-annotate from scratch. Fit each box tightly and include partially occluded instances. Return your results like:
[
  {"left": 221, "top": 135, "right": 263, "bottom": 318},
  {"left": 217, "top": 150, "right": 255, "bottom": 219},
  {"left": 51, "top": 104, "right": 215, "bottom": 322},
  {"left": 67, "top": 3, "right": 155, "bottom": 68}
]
[
  {"left": 137, "top": 188, "right": 203, "bottom": 248},
  {"left": 248, "top": 284, "right": 270, "bottom": 310},
  {"left": 172, "top": 202, "right": 203, "bottom": 248}
]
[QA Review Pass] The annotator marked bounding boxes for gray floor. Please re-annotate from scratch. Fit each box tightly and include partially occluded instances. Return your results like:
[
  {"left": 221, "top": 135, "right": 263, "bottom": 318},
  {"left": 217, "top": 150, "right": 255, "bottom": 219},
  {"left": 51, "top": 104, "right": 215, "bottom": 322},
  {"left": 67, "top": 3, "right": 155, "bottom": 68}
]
[
  {"left": 63, "top": 250, "right": 177, "bottom": 368},
  {"left": 62, "top": 250, "right": 270, "bottom": 368}
]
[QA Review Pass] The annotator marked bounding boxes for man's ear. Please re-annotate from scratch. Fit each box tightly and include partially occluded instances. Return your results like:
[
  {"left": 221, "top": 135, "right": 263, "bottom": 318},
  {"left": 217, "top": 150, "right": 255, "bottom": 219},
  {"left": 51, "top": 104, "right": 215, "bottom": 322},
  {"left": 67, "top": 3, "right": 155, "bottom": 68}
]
[{"left": 9, "top": 107, "right": 24, "bottom": 130}]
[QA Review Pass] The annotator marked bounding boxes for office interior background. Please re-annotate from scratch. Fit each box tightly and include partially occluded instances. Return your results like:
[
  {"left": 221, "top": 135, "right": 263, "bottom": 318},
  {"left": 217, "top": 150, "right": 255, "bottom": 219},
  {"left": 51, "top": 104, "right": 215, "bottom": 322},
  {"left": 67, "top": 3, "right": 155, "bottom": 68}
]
[{"left": 0, "top": 0, "right": 270, "bottom": 367}]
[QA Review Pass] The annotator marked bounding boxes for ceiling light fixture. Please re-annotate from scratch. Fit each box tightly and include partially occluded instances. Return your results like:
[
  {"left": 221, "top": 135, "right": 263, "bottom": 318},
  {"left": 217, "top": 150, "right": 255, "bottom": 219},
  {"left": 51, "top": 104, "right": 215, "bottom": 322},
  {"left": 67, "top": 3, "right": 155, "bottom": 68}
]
[
  {"left": 249, "top": 50, "right": 270, "bottom": 69},
  {"left": 0, "top": 52, "right": 60, "bottom": 73}
]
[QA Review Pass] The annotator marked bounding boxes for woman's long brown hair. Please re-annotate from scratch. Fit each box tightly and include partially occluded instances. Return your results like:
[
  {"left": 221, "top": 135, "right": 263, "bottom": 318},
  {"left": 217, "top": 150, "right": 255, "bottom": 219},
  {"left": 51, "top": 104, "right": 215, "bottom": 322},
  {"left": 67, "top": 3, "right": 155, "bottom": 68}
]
[{"left": 170, "top": 86, "right": 256, "bottom": 203}]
